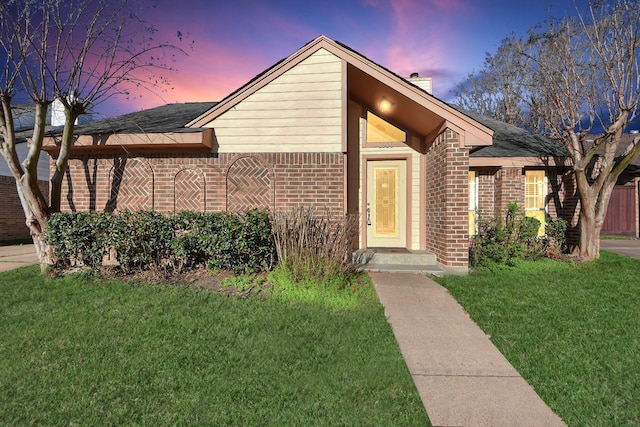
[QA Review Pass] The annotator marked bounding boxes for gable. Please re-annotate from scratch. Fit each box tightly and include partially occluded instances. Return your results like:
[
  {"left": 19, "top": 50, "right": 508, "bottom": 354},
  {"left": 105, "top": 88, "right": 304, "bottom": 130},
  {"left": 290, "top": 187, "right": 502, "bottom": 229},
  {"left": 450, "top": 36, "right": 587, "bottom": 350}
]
[
  {"left": 190, "top": 35, "right": 493, "bottom": 152},
  {"left": 203, "top": 49, "right": 344, "bottom": 153}
]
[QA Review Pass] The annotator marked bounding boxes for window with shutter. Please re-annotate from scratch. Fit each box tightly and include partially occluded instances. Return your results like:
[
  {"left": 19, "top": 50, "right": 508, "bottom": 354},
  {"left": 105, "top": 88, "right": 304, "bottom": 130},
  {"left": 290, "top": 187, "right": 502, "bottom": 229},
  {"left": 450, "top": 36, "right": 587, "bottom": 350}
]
[{"left": 524, "top": 170, "right": 546, "bottom": 236}]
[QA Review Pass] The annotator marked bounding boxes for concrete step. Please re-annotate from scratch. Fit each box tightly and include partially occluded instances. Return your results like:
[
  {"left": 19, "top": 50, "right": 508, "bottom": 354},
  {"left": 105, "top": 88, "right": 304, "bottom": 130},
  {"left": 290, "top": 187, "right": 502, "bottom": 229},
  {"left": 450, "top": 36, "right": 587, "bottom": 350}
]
[
  {"left": 353, "top": 250, "right": 444, "bottom": 276},
  {"left": 360, "top": 263, "right": 445, "bottom": 277},
  {"left": 354, "top": 250, "right": 437, "bottom": 265}
]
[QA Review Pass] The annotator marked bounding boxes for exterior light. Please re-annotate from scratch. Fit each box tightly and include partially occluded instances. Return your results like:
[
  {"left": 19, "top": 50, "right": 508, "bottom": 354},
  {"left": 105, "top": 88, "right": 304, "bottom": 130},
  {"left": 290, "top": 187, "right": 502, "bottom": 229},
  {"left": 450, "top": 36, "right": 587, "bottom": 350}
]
[{"left": 380, "top": 96, "right": 394, "bottom": 113}]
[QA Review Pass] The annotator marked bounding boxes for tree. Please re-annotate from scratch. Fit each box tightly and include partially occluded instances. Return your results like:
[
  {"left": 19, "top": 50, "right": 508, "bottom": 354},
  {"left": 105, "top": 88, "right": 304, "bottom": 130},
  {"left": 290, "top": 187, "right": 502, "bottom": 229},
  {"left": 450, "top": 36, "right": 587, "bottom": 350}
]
[
  {"left": 452, "top": 35, "right": 539, "bottom": 131},
  {"left": 0, "top": 0, "right": 183, "bottom": 269},
  {"left": 452, "top": 0, "right": 640, "bottom": 260}
]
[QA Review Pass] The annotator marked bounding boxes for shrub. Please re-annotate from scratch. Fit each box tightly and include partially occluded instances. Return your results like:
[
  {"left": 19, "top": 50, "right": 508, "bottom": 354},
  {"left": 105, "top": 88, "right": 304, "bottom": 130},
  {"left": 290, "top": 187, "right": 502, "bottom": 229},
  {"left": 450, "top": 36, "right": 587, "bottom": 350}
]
[
  {"left": 270, "top": 207, "right": 358, "bottom": 284},
  {"left": 46, "top": 209, "right": 275, "bottom": 275},
  {"left": 470, "top": 203, "right": 565, "bottom": 268},
  {"left": 173, "top": 210, "right": 275, "bottom": 273},
  {"left": 107, "top": 210, "right": 176, "bottom": 274},
  {"left": 45, "top": 211, "right": 111, "bottom": 269},
  {"left": 543, "top": 217, "right": 568, "bottom": 258}
]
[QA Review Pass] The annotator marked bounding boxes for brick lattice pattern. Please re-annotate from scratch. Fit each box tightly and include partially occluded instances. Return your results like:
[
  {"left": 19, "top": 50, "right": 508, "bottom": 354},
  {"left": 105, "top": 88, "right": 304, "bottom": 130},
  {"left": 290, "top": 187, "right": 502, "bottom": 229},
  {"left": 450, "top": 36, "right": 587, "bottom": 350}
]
[
  {"left": 175, "top": 168, "right": 204, "bottom": 212},
  {"left": 107, "top": 158, "right": 152, "bottom": 211},
  {"left": 226, "top": 156, "right": 271, "bottom": 212},
  {"left": 60, "top": 152, "right": 344, "bottom": 214}
]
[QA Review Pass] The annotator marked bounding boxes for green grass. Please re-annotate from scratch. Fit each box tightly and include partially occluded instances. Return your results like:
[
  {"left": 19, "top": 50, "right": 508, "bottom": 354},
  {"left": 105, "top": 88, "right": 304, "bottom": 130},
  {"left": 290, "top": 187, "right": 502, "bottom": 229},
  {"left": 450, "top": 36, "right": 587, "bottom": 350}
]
[
  {"left": 0, "top": 266, "right": 429, "bottom": 426},
  {"left": 437, "top": 252, "right": 640, "bottom": 426}
]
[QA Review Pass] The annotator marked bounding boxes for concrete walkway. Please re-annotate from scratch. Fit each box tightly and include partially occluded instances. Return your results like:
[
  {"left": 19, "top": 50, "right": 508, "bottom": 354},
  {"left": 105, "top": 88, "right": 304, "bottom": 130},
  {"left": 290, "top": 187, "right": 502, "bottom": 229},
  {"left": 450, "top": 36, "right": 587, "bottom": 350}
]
[
  {"left": 371, "top": 272, "right": 565, "bottom": 427},
  {"left": 600, "top": 238, "right": 640, "bottom": 260},
  {"left": 0, "top": 244, "right": 38, "bottom": 272}
]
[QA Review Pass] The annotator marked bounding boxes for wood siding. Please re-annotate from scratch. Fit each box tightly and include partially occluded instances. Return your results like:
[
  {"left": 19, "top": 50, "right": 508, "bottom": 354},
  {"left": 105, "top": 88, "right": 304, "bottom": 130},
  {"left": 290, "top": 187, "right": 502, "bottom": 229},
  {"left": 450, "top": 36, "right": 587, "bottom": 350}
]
[
  {"left": 206, "top": 49, "right": 343, "bottom": 153},
  {"left": 602, "top": 185, "right": 637, "bottom": 237}
]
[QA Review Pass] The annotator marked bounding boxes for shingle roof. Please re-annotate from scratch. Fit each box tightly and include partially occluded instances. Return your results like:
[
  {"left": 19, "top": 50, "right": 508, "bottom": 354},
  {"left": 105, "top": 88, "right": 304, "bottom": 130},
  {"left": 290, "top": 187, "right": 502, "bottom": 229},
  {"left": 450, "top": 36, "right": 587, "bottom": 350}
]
[
  {"left": 460, "top": 109, "right": 569, "bottom": 158},
  {"left": 48, "top": 102, "right": 217, "bottom": 136}
]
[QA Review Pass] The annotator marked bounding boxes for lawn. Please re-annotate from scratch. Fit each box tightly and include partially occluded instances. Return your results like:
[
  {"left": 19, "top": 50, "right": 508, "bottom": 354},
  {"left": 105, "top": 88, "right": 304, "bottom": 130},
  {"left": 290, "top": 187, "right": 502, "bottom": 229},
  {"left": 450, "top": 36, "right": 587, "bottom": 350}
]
[
  {"left": 437, "top": 251, "right": 640, "bottom": 426},
  {"left": 0, "top": 266, "right": 429, "bottom": 426}
]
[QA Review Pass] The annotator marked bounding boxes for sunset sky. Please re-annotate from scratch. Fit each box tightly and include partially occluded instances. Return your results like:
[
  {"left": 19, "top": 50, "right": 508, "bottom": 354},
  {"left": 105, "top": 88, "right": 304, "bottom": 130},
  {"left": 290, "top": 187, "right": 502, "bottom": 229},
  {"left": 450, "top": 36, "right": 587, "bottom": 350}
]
[{"left": 99, "top": 0, "right": 588, "bottom": 118}]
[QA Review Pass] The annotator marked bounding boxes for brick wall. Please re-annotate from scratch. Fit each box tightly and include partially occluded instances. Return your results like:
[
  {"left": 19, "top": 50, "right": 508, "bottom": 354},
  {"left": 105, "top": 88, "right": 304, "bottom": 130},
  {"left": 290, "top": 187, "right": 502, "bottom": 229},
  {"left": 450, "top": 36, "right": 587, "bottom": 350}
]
[
  {"left": 547, "top": 168, "right": 579, "bottom": 246},
  {"left": 474, "top": 165, "right": 579, "bottom": 247},
  {"left": 476, "top": 168, "right": 497, "bottom": 219},
  {"left": 425, "top": 129, "right": 469, "bottom": 269},
  {"left": 0, "top": 175, "right": 49, "bottom": 241},
  {"left": 495, "top": 167, "right": 524, "bottom": 216},
  {"left": 58, "top": 152, "right": 345, "bottom": 214}
]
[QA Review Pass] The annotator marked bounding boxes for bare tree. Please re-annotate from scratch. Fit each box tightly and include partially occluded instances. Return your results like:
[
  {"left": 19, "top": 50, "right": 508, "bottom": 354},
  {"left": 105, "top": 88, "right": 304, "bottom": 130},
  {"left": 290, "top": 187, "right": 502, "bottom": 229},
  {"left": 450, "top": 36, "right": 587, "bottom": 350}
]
[
  {"left": 0, "top": 0, "right": 183, "bottom": 269},
  {"left": 453, "top": 0, "right": 640, "bottom": 260},
  {"left": 452, "top": 35, "right": 539, "bottom": 131}
]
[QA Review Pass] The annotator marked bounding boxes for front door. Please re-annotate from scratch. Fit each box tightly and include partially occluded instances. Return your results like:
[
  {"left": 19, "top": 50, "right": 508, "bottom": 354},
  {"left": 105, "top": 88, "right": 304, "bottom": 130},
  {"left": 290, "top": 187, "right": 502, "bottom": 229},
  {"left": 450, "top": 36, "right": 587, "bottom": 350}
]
[{"left": 366, "top": 160, "right": 407, "bottom": 248}]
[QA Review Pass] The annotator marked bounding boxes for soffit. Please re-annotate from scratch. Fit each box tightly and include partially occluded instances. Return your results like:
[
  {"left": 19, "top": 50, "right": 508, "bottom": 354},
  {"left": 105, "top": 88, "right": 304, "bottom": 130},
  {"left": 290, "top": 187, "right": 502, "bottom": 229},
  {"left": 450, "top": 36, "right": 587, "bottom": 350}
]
[{"left": 347, "top": 65, "right": 444, "bottom": 138}]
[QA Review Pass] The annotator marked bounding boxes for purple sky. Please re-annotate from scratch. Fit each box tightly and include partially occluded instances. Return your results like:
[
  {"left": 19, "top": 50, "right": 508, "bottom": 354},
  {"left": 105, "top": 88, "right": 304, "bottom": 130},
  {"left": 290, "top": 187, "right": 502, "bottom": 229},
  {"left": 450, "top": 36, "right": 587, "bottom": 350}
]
[{"left": 98, "top": 0, "right": 588, "bottom": 118}]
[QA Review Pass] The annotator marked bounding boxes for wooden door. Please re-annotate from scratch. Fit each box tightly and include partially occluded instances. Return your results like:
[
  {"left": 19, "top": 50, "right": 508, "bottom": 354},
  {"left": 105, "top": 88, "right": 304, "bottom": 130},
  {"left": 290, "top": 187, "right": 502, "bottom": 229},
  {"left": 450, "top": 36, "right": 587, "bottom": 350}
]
[{"left": 366, "top": 160, "right": 407, "bottom": 247}]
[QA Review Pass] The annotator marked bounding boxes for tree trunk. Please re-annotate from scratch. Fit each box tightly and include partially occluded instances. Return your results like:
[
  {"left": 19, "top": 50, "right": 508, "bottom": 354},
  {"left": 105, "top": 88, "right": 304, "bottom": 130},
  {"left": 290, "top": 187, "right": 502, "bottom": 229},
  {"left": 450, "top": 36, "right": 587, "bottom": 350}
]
[
  {"left": 576, "top": 204, "right": 600, "bottom": 261},
  {"left": 574, "top": 178, "right": 616, "bottom": 261},
  {"left": 15, "top": 175, "right": 54, "bottom": 272}
]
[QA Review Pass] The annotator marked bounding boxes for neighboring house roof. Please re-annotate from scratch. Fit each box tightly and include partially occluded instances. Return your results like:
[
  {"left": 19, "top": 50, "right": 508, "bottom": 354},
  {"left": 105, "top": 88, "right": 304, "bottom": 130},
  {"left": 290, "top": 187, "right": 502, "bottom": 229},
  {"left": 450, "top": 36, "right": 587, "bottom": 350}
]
[
  {"left": 0, "top": 141, "right": 51, "bottom": 179},
  {"left": 1, "top": 105, "right": 52, "bottom": 178},
  {"left": 12, "top": 104, "right": 39, "bottom": 132}
]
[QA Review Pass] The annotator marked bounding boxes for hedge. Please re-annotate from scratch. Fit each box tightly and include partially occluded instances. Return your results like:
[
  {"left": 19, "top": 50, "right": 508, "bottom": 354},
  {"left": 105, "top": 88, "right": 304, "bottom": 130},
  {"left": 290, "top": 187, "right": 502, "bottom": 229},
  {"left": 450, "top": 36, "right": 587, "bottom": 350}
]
[{"left": 45, "top": 210, "right": 275, "bottom": 274}]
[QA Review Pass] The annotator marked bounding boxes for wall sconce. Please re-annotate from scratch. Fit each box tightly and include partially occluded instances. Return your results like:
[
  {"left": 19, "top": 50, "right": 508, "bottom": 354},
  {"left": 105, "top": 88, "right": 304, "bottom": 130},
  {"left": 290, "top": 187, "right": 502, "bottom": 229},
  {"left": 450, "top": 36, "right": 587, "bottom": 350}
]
[{"left": 379, "top": 96, "right": 394, "bottom": 113}]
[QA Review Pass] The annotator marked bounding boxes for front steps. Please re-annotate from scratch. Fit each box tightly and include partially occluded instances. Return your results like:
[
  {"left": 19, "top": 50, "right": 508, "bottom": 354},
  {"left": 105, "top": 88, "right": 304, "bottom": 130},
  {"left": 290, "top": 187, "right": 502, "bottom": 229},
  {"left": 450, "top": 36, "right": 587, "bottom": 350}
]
[{"left": 353, "top": 249, "right": 445, "bottom": 276}]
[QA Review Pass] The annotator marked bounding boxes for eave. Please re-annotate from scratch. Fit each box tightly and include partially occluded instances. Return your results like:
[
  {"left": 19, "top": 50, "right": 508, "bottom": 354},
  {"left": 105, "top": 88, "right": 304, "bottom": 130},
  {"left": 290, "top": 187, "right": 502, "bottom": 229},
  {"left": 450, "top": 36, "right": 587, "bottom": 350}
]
[{"left": 42, "top": 129, "right": 214, "bottom": 157}]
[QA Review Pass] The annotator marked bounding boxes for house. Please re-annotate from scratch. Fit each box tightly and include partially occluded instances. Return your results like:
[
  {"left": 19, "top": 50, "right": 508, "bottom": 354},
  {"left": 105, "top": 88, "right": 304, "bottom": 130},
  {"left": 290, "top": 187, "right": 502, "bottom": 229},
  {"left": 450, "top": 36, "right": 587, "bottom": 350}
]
[
  {"left": 42, "top": 35, "right": 578, "bottom": 272},
  {"left": 464, "top": 110, "right": 576, "bottom": 238},
  {"left": 0, "top": 105, "right": 50, "bottom": 242}
]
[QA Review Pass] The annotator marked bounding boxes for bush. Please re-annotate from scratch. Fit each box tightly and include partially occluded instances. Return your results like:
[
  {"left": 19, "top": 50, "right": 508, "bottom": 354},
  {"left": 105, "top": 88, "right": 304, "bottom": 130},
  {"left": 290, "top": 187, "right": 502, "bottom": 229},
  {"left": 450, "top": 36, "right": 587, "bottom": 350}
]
[
  {"left": 107, "top": 210, "right": 176, "bottom": 274},
  {"left": 270, "top": 207, "right": 358, "bottom": 284},
  {"left": 46, "top": 209, "right": 275, "bottom": 274},
  {"left": 45, "top": 211, "right": 111, "bottom": 269},
  {"left": 470, "top": 203, "right": 566, "bottom": 268}
]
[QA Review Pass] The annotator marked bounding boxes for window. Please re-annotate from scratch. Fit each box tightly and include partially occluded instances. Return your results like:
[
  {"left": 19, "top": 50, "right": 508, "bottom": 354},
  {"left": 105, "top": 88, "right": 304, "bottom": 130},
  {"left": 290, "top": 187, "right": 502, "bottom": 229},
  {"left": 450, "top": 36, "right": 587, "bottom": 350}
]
[
  {"left": 366, "top": 111, "right": 406, "bottom": 143},
  {"left": 469, "top": 170, "right": 478, "bottom": 235},
  {"left": 525, "top": 170, "right": 546, "bottom": 236}
]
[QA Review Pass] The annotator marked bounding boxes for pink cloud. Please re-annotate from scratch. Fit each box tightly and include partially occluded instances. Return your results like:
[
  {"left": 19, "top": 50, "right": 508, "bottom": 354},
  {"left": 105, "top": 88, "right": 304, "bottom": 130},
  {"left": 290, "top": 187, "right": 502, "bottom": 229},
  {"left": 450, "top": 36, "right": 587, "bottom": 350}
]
[{"left": 361, "top": 0, "right": 477, "bottom": 95}]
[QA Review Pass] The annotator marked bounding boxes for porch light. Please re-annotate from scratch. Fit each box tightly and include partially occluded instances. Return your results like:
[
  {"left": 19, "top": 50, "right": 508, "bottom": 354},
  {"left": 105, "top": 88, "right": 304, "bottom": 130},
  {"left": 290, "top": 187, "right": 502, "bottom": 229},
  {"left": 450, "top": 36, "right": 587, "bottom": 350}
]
[{"left": 379, "top": 96, "right": 394, "bottom": 113}]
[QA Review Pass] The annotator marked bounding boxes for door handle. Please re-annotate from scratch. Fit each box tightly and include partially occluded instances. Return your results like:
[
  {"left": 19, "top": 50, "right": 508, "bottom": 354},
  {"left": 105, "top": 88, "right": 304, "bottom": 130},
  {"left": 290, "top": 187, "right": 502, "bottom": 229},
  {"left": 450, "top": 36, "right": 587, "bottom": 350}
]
[{"left": 367, "top": 203, "right": 371, "bottom": 226}]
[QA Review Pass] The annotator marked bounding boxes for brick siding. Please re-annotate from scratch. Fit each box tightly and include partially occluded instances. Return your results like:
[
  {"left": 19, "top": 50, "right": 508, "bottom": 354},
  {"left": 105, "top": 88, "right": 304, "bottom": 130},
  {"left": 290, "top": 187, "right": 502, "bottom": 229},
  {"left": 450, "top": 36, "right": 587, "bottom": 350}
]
[
  {"left": 547, "top": 168, "right": 580, "bottom": 247},
  {"left": 0, "top": 175, "right": 49, "bottom": 241},
  {"left": 495, "top": 167, "right": 524, "bottom": 216},
  {"left": 476, "top": 168, "right": 497, "bottom": 219},
  {"left": 425, "top": 129, "right": 469, "bottom": 269},
  {"left": 58, "top": 152, "right": 345, "bottom": 214}
]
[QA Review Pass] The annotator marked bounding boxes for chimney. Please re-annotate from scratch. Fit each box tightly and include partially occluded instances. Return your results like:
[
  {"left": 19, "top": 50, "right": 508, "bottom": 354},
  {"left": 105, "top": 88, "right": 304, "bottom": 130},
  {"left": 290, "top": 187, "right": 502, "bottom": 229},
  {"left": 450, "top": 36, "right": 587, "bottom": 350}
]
[
  {"left": 407, "top": 72, "right": 432, "bottom": 94},
  {"left": 51, "top": 99, "right": 67, "bottom": 127},
  {"left": 51, "top": 97, "right": 93, "bottom": 126}
]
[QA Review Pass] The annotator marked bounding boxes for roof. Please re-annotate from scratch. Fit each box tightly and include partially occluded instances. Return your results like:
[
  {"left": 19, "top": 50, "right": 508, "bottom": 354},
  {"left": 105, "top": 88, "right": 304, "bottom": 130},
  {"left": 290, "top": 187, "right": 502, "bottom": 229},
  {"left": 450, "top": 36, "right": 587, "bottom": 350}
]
[
  {"left": 187, "top": 35, "right": 494, "bottom": 148},
  {"left": 463, "top": 109, "right": 569, "bottom": 158},
  {"left": 51, "top": 102, "right": 217, "bottom": 136},
  {"left": 0, "top": 141, "right": 51, "bottom": 178},
  {"left": 42, "top": 102, "right": 218, "bottom": 155}
]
